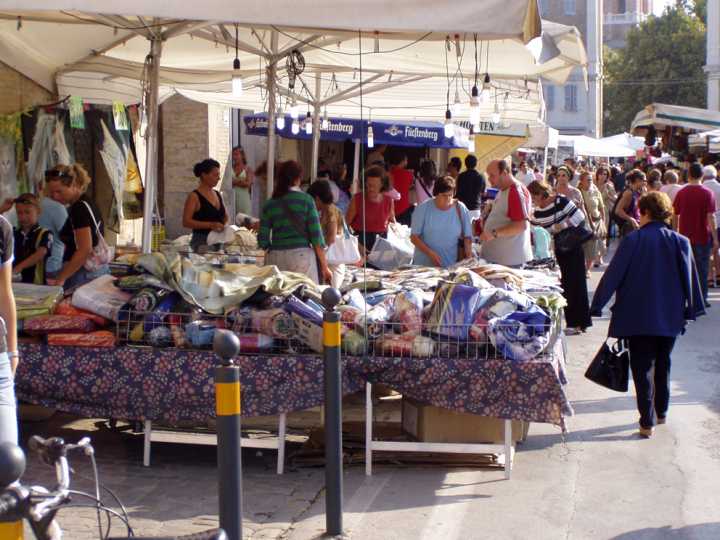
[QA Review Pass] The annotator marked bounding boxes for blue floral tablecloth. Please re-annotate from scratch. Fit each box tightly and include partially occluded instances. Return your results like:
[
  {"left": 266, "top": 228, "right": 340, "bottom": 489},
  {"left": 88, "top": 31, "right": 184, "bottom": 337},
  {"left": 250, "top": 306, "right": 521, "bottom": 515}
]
[{"left": 16, "top": 343, "right": 573, "bottom": 427}]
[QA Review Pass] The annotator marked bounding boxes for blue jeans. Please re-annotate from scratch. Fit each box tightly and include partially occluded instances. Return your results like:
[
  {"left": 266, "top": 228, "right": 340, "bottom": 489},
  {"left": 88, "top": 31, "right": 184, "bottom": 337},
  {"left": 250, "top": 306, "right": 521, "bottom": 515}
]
[
  {"left": 692, "top": 241, "right": 712, "bottom": 303},
  {"left": 0, "top": 352, "right": 18, "bottom": 445}
]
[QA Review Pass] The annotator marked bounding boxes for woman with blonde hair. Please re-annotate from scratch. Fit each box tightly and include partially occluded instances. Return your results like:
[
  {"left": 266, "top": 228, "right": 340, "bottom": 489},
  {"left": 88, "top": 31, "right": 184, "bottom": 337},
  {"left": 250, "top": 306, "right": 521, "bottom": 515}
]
[{"left": 45, "top": 164, "right": 109, "bottom": 289}]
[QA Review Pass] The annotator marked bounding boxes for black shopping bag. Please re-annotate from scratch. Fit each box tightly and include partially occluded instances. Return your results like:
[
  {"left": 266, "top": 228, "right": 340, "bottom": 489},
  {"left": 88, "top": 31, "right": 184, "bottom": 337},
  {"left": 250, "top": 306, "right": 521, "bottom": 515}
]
[{"left": 584, "top": 340, "right": 630, "bottom": 392}]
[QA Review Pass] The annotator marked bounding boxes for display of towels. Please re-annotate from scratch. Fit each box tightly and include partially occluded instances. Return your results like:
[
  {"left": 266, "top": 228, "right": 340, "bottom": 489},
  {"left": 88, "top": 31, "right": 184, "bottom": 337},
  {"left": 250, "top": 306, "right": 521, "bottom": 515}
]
[
  {"left": 47, "top": 331, "right": 116, "bottom": 348},
  {"left": 24, "top": 315, "right": 97, "bottom": 335}
]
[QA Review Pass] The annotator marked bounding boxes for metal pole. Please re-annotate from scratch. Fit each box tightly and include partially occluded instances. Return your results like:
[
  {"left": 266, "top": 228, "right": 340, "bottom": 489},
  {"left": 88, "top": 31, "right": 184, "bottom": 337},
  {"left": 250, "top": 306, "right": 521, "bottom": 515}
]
[
  {"left": 141, "top": 37, "right": 162, "bottom": 254},
  {"left": 266, "top": 31, "right": 279, "bottom": 199},
  {"left": 352, "top": 140, "right": 361, "bottom": 194},
  {"left": 321, "top": 288, "right": 343, "bottom": 536},
  {"left": 213, "top": 330, "right": 243, "bottom": 540},
  {"left": 310, "top": 73, "right": 322, "bottom": 181}
]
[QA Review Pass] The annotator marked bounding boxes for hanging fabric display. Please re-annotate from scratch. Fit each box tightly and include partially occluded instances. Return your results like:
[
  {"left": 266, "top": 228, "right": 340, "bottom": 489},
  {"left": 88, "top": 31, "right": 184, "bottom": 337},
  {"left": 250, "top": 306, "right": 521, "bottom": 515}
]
[
  {"left": 98, "top": 118, "right": 129, "bottom": 222},
  {"left": 26, "top": 111, "right": 74, "bottom": 187},
  {"left": 112, "top": 101, "right": 130, "bottom": 131},
  {"left": 69, "top": 96, "right": 86, "bottom": 130},
  {"left": 0, "top": 111, "right": 27, "bottom": 221}
]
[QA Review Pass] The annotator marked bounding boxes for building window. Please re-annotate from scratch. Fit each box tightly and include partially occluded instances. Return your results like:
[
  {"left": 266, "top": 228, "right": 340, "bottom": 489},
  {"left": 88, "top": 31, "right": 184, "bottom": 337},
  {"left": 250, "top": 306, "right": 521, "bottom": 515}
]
[
  {"left": 546, "top": 85, "right": 555, "bottom": 111},
  {"left": 564, "top": 84, "right": 578, "bottom": 112},
  {"left": 564, "top": 0, "right": 576, "bottom": 15},
  {"left": 538, "top": 0, "right": 548, "bottom": 16},
  {"left": 618, "top": 0, "right": 626, "bottom": 12}
]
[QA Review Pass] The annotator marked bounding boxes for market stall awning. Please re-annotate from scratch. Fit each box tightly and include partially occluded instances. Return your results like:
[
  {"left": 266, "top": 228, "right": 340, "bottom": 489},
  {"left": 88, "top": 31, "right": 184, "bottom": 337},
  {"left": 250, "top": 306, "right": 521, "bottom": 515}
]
[
  {"left": 244, "top": 113, "right": 475, "bottom": 148},
  {"left": 631, "top": 103, "right": 720, "bottom": 133},
  {"left": 0, "top": 1, "right": 542, "bottom": 40},
  {"left": 599, "top": 132, "right": 645, "bottom": 152},
  {"left": 526, "top": 123, "right": 559, "bottom": 149},
  {"left": 0, "top": 12, "right": 585, "bottom": 123}
]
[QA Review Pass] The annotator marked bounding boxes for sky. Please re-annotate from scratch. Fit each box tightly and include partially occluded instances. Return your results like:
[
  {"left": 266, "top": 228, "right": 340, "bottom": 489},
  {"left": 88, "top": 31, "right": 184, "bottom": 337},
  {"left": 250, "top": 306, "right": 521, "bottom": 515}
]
[{"left": 653, "top": 0, "right": 674, "bottom": 15}]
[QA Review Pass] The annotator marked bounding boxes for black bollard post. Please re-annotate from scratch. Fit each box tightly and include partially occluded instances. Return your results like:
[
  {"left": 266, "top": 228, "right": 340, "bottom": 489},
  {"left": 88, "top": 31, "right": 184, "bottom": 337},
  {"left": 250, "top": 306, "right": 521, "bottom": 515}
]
[
  {"left": 213, "top": 329, "right": 243, "bottom": 540},
  {"left": 321, "top": 287, "right": 344, "bottom": 536}
]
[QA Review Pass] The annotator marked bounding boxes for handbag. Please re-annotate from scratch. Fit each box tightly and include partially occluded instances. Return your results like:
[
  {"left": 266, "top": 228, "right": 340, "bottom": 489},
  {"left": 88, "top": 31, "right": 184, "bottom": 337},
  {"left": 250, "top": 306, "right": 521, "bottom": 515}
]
[
  {"left": 327, "top": 217, "right": 361, "bottom": 265},
  {"left": 584, "top": 339, "right": 630, "bottom": 392},
  {"left": 454, "top": 202, "right": 468, "bottom": 261},
  {"left": 552, "top": 198, "right": 593, "bottom": 255},
  {"left": 82, "top": 201, "right": 113, "bottom": 272}
]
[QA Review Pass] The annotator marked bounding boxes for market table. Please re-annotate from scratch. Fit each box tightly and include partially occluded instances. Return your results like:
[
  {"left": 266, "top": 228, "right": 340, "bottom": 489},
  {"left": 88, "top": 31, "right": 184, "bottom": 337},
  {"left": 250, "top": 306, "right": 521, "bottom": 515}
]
[{"left": 16, "top": 343, "right": 573, "bottom": 475}]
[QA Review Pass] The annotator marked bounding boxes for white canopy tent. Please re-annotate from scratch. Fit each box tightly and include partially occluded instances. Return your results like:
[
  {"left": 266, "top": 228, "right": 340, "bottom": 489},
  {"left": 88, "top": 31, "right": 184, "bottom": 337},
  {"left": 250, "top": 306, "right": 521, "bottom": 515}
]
[
  {"left": 0, "top": 3, "right": 587, "bottom": 251},
  {"left": 557, "top": 135, "right": 637, "bottom": 158}
]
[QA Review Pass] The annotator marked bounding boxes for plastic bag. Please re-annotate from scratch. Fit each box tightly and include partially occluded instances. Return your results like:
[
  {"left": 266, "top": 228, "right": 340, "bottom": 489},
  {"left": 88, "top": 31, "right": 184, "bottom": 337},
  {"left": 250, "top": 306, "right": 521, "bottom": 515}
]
[
  {"left": 327, "top": 221, "right": 361, "bottom": 265},
  {"left": 366, "top": 223, "right": 414, "bottom": 270},
  {"left": 425, "top": 282, "right": 485, "bottom": 339},
  {"left": 72, "top": 275, "right": 132, "bottom": 323},
  {"left": 393, "top": 289, "right": 425, "bottom": 335},
  {"left": 375, "top": 333, "right": 436, "bottom": 358}
]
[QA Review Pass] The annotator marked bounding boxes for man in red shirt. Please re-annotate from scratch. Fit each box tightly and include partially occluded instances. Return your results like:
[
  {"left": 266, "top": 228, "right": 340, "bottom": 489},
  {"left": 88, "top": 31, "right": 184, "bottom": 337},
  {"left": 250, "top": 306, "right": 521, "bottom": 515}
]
[
  {"left": 388, "top": 151, "right": 415, "bottom": 226},
  {"left": 673, "top": 162, "right": 719, "bottom": 307}
]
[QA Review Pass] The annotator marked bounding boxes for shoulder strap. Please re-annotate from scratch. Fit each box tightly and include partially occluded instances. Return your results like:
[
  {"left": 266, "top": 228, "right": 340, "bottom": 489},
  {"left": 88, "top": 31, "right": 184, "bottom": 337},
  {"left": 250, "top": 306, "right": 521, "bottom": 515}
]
[
  {"left": 454, "top": 202, "right": 466, "bottom": 238},
  {"left": 82, "top": 200, "right": 102, "bottom": 235},
  {"left": 417, "top": 178, "right": 432, "bottom": 198},
  {"left": 278, "top": 196, "right": 311, "bottom": 243}
]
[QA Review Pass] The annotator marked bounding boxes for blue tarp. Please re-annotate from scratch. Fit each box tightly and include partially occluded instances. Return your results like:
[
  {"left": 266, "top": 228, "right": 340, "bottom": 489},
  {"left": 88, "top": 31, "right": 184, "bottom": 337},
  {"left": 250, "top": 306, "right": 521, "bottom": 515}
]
[{"left": 243, "top": 113, "right": 470, "bottom": 149}]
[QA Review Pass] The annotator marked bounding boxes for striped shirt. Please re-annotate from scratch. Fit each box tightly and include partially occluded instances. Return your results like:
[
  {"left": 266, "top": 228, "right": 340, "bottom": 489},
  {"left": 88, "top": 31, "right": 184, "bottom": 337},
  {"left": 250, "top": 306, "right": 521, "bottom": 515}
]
[
  {"left": 258, "top": 190, "right": 326, "bottom": 251},
  {"left": 531, "top": 195, "right": 586, "bottom": 232}
]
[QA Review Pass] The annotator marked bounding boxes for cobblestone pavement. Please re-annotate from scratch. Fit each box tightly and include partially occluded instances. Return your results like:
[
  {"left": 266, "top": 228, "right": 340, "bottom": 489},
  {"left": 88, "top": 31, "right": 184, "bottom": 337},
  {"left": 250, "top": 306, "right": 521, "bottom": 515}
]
[{"left": 14, "top": 268, "right": 720, "bottom": 539}]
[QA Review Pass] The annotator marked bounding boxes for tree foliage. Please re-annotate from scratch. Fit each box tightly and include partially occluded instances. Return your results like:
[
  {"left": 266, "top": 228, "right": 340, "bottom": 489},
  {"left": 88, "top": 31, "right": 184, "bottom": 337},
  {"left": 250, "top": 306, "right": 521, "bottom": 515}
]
[{"left": 602, "top": 5, "right": 706, "bottom": 135}]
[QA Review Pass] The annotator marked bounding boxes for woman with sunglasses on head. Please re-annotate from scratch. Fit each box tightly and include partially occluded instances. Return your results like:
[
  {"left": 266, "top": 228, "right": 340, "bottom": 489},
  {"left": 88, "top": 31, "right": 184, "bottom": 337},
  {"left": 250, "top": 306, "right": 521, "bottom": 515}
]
[{"left": 44, "top": 164, "right": 109, "bottom": 289}]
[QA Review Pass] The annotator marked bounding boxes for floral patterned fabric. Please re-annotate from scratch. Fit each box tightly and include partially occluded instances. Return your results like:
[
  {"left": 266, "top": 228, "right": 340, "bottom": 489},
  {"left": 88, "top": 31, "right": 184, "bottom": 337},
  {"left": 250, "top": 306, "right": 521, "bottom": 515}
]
[{"left": 16, "top": 342, "right": 572, "bottom": 427}]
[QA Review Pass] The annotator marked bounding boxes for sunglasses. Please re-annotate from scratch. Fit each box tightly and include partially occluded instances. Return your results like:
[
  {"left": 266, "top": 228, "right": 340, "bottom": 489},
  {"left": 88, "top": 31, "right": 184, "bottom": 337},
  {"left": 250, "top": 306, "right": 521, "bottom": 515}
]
[{"left": 44, "top": 169, "right": 72, "bottom": 179}]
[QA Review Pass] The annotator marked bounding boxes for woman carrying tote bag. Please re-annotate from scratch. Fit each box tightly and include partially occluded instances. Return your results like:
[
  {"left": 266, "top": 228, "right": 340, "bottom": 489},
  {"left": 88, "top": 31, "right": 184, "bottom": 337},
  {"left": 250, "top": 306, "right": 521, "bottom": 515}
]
[{"left": 590, "top": 191, "right": 705, "bottom": 438}]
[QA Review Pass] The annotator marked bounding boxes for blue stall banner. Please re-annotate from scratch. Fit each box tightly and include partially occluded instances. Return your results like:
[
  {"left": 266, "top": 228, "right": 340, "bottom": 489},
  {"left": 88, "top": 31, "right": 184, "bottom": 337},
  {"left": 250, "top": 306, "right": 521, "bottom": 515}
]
[{"left": 243, "top": 113, "right": 471, "bottom": 149}]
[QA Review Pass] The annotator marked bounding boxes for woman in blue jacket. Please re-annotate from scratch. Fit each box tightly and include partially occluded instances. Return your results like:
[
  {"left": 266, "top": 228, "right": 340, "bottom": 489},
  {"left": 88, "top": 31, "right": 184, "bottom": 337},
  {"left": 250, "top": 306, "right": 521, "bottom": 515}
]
[{"left": 590, "top": 191, "right": 705, "bottom": 438}]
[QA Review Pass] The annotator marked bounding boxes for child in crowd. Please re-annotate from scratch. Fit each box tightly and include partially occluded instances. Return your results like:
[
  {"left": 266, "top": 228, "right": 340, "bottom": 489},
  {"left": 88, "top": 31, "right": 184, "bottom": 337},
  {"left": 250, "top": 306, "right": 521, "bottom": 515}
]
[{"left": 12, "top": 193, "right": 53, "bottom": 285}]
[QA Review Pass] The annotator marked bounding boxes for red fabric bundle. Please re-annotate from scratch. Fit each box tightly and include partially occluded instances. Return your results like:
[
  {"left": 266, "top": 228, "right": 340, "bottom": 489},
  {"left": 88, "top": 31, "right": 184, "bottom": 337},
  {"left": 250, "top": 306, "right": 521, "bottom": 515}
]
[
  {"left": 47, "top": 331, "right": 116, "bottom": 348},
  {"left": 54, "top": 300, "right": 108, "bottom": 327},
  {"left": 24, "top": 315, "right": 96, "bottom": 335}
]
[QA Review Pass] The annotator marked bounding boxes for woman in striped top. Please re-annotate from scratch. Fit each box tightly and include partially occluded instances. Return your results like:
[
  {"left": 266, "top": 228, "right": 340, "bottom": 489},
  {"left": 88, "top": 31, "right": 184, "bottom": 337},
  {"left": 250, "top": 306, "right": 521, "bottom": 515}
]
[
  {"left": 258, "top": 161, "right": 331, "bottom": 284},
  {"left": 528, "top": 180, "right": 592, "bottom": 334}
]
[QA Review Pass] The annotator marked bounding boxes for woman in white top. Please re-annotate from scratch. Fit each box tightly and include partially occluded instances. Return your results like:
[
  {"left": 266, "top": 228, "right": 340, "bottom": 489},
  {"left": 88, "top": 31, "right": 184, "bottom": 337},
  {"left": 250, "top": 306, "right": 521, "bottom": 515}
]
[
  {"left": 414, "top": 159, "right": 437, "bottom": 205},
  {"left": 231, "top": 146, "right": 254, "bottom": 216}
]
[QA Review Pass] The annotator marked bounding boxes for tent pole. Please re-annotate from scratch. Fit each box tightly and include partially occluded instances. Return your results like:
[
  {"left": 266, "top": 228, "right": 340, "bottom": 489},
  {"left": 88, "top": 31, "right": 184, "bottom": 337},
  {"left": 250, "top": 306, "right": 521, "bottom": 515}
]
[
  {"left": 266, "top": 31, "right": 279, "bottom": 199},
  {"left": 542, "top": 144, "right": 549, "bottom": 175},
  {"left": 310, "top": 73, "right": 322, "bottom": 181},
  {"left": 141, "top": 37, "right": 162, "bottom": 254},
  {"left": 352, "top": 140, "right": 361, "bottom": 194}
]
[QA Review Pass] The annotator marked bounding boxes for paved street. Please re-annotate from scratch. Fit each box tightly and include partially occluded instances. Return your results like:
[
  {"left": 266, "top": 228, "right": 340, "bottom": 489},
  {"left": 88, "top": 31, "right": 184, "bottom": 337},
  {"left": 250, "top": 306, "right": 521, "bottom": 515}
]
[{"left": 17, "top": 269, "right": 720, "bottom": 539}]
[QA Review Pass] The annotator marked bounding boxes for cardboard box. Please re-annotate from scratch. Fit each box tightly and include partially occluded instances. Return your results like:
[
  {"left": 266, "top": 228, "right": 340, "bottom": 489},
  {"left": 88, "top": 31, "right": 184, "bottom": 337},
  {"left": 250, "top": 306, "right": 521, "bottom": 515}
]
[{"left": 401, "top": 398, "right": 529, "bottom": 444}]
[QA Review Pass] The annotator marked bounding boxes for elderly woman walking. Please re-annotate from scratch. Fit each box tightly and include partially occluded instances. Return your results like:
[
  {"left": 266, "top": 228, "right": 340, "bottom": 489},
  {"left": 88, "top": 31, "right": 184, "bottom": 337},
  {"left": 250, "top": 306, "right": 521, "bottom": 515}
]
[
  {"left": 590, "top": 192, "right": 705, "bottom": 438},
  {"left": 579, "top": 171, "right": 607, "bottom": 270}
]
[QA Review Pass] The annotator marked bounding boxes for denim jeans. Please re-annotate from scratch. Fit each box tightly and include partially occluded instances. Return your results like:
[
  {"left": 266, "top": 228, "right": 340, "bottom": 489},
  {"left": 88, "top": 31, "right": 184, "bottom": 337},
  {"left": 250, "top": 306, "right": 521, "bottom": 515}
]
[
  {"left": 692, "top": 241, "right": 712, "bottom": 303},
  {"left": 0, "top": 352, "right": 18, "bottom": 445},
  {"left": 628, "top": 336, "right": 676, "bottom": 429}
]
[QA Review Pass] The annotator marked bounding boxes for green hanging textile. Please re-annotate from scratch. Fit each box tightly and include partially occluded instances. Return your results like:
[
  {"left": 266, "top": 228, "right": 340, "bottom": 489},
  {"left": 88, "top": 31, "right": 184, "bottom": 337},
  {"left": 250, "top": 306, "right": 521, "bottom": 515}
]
[
  {"left": 112, "top": 101, "right": 129, "bottom": 131},
  {"left": 0, "top": 111, "right": 28, "bottom": 195},
  {"left": 69, "top": 96, "right": 86, "bottom": 129}
]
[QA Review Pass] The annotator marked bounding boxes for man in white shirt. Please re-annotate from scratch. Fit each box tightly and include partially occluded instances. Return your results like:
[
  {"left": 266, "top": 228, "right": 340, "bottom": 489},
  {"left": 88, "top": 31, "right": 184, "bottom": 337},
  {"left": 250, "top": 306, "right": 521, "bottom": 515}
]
[
  {"left": 703, "top": 165, "right": 720, "bottom": 280},
  {"left": 517, "top": 161, "right": 535, "bottom": 186}
]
